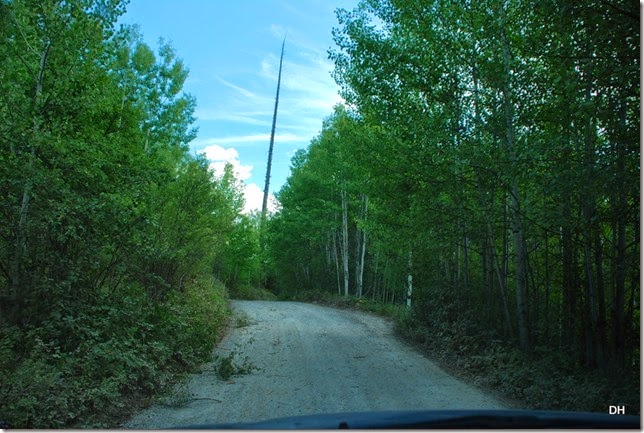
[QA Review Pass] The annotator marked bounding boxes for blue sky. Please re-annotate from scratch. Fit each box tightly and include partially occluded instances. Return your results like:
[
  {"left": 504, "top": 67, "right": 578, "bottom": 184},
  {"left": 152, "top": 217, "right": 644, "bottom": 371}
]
[{"left": 121, "top": 0, "right": 358, "bottom": 213}]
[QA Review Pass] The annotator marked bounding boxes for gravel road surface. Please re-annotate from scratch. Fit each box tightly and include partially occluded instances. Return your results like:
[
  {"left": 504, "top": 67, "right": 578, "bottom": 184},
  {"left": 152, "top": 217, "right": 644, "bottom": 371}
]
[{"left": 123, "top": 300, "right": 505, "bottom": 428}]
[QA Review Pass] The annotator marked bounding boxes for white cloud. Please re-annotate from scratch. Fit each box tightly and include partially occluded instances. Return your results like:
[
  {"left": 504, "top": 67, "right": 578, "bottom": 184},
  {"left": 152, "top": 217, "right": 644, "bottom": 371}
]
[
  {"left": 193, "top": 133, "right": 303, "bottom": 147},
  {"left": 214, "top": 75, "right": 259, "bottom": 100},
  {"left": 201, "top": 144, "right": 239, "bottom": 161},
  {"left": 200, "top": 144, "right": 253, "bottom": 181},
  {"left": 243, "top": 182, "right": 279, "bottom": 215},
  {"left": 199, "top": 144, "right": 281, "bottom": 215}
]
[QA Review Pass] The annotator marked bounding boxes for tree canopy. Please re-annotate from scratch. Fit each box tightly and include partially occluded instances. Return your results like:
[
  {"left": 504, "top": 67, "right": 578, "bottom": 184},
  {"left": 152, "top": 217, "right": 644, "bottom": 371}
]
[
  {"left": 0, "top": 0, "right": 259, "bottom": 427},
  {"left": 267, "top": 0, "right": 639, "bottom": 397}
]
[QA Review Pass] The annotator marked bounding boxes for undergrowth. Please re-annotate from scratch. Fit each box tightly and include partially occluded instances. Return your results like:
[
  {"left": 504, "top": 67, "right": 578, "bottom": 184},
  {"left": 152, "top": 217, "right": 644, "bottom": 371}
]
[
  {"left": 280, "top": 290, "right": 410, "bottom": 326},
  {"left": 0, "top": 277, "right": 230, "bottom": 428},
  {"left": 397, "top": 309, "right": 640, "bottom": 416},
  {"left": 229, "top": 284, "right": 277, "bottom": 301},
  {"left": 286, "top": 289, "right": 639, "bottom": 416}
]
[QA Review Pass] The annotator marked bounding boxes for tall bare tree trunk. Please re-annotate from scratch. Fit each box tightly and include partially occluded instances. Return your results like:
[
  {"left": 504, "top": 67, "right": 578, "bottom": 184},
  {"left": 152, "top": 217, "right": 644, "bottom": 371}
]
[{"left": 261, "top": 36, "right": 286, "bottom": 222}]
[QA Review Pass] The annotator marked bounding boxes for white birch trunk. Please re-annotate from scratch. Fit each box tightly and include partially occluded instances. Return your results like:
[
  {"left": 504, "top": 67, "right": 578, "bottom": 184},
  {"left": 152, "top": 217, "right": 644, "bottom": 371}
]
[
  {"left": 332, "top": 228, "right": 341, "bottom": 295},
  {"left": 406, "top": 248, "right": 413, "bottom": 308},
  {"left": 341, "top": 187, "right": 349, "bottom": 297},
  {"left": 12, "top": 40, "right": 51, "bottom": 295},
  {"left": 500, "top": 11, "right": 529, "bottom": 352},
  {"left": 356, "top": 194, "right": 368, "bottom": 298}
]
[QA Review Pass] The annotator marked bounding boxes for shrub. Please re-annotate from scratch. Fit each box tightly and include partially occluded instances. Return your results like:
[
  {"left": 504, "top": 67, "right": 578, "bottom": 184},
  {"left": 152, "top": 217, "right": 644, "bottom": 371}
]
[
  {"left": 229, "top": 285, "right": 277, "bottom": 301},
  {"left": 0, "top": 277, "right": 230, "bottom": 428}
]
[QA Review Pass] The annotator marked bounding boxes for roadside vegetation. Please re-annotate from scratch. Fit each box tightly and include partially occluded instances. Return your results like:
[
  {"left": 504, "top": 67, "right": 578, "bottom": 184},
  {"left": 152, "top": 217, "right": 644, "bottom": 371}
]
[
  {"left": 397, "top": 305, "right": 639, "bottom": 414},
  {"left": 1, "top": 0, "right": 639, "bottom": 427},
  {"left": 286, "top": 291, "right": 639, "bottom": 414},
  {"left": 0, "top": 1, "right": 258, "bottom": 428},
  {"left": 265, "top": 1, "right": 639, "bottom": 416}
]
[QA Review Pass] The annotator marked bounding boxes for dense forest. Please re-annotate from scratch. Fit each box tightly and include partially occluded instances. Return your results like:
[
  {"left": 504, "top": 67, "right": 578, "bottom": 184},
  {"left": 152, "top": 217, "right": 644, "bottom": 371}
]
[
  {"left": 0, "top": 0, "right": 639, "bottom": 428},
  {"left": 0, "top": 0, "right": 260, "bottom": 427},
  {"left": 266, "top": 0, "right": 640, "bottom": 412}
]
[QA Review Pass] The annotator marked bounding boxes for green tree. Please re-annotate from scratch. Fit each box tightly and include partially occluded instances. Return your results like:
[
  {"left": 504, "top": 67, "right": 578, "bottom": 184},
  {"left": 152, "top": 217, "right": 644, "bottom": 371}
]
[
  {"left": 0, "top": 1, "right": 255, "bottom": 426},
  {"left": 327, "top": 0, "right": 639, "bottom": 367}
]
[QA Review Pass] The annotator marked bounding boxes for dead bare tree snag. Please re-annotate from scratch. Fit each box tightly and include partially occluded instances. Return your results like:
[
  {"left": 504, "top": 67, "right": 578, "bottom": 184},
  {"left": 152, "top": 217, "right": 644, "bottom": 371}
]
[{"left": 261, "top": 36, "right": 286, "bottom": 222}]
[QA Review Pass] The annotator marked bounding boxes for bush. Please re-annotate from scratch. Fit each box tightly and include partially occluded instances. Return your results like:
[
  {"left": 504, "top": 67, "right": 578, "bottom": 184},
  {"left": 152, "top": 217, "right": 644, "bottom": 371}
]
[
  {"left": 396, "top": 310, "right": 641, "bottom": 415},
  {"left": 163, "top": 277, "right": 230, "bottom": 364},
  {"left": 229, "top": 285, "right": 277, "bottom": 301},
  {"left": 0, "top": 277, "right": 230, "bottom": 428}
]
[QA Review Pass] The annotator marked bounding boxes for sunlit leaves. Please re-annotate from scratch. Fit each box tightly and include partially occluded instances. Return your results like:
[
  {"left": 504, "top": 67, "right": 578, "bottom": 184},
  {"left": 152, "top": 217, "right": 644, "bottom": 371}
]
[{"left": 0, "top": 0, "right": 248, "bottom": 427}]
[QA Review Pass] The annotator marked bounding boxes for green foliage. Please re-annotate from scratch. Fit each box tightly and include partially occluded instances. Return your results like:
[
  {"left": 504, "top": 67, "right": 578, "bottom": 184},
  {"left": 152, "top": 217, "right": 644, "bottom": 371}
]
[
  {"left": 214, "top": 350, "right": 256, "bottom": 381},
  {"left": 163, "top": 278, "right": 230, "bottom": 365},
  {"left": 217, "top": 210, "right": 263, "bottom": 291},
  {"left": 0, "top": 278, "right": 229, "bottom": 428},
  {"left": 267, "top": 0, "right": 638, "bottom": 411},
  {"left": 0, "top": 0, "right": 258, "bottom": 428},
  {"left": 266, "top": 0, "right": 639, "bottom": 411},
  {"left": 399, "top": 313, "right": 640, "bottom": 414},
  {"left": 267, "top": 106, "right": 379, "bottom": 298},
  {"left": 230, "top": 284, "right": 277, "bottom": 301},
  {"left": 353, "top": 297, "right": 407, "bottom": 322}
]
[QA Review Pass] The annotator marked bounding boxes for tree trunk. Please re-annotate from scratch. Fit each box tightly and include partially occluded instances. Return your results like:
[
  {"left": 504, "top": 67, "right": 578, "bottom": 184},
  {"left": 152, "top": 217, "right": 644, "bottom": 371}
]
[
  {"left": 406, "top": 247, "right": 413, "bottom": 308},
  {"left": 544, "top": 229, "right": 551, "bottom": 341},
  {"left": 261, "top": 37, "right": 286, "bottom": 222},
  {"left": 371, "top": 248, "right": 379, "bottom": 301},
  {"left": 580, "top": 55, "right": 605, "bottom": 369},
  {"left": 10, "top": 39, "right": 51, "bottom": 307},
  {"left": 488, "top": 220, "right": 513, "bottom": 336},
  {"left": 500, "top": 15, "right": 530, "bottom": 352},
  {"left": 463, "top": 235, "right": 470, "bottom": 290},
  {"left": 355, "top": 193, "right": 368, "bottom": 298},
  {"left": 612, "top": 93, "right": 628, "bottom": 368},
  {"left": 332, "top": 229, "right": 341, "bottom": 295},
  {"left": 341, "top": 187, "right": 349, "bottom": 297}
]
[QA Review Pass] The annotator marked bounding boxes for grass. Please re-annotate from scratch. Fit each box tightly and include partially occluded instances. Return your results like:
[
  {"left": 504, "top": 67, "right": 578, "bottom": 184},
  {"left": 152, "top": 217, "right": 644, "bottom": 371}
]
[
  {"left": 232, "top": 310, "right": 254, "bottom": 328},
  {"left": 280, "top": 289, "right": 409, "bottom": 324}
]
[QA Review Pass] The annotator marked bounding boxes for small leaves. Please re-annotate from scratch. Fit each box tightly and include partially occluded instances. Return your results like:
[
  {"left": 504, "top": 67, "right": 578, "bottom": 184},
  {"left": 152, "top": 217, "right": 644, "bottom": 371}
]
[{"left": 0, "top": 0, "right": 245, "bottom": 428}]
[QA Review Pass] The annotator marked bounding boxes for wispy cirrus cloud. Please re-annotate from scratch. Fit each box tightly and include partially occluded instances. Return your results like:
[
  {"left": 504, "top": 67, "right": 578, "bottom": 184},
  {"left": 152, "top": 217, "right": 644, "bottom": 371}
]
[
  {"left": 192, "top": 9, "right": 347, "bottom": 211},
  {"left": 259, "top": 45, "right": 344, "bottom": 132},
  {"left": 214, "top": 75, "right": 260, "bottom": 100},
  {"left": 193, "top": 133, "right": 303, "bottom": 147},
  {"left": 194, "top": 110, "right": 272, "bottom": 126}
]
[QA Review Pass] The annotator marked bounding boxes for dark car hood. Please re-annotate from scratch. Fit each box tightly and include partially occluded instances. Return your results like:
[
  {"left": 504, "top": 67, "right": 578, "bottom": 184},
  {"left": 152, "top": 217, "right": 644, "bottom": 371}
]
[{"left": 174, "top": 408, "right": 640, "bottom": 429}]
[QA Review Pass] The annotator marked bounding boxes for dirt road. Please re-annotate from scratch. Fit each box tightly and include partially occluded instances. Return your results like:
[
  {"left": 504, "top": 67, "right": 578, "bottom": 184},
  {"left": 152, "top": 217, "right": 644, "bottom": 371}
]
[{"left": 123, "top": 300, "right": 505, "bottom": 428}]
